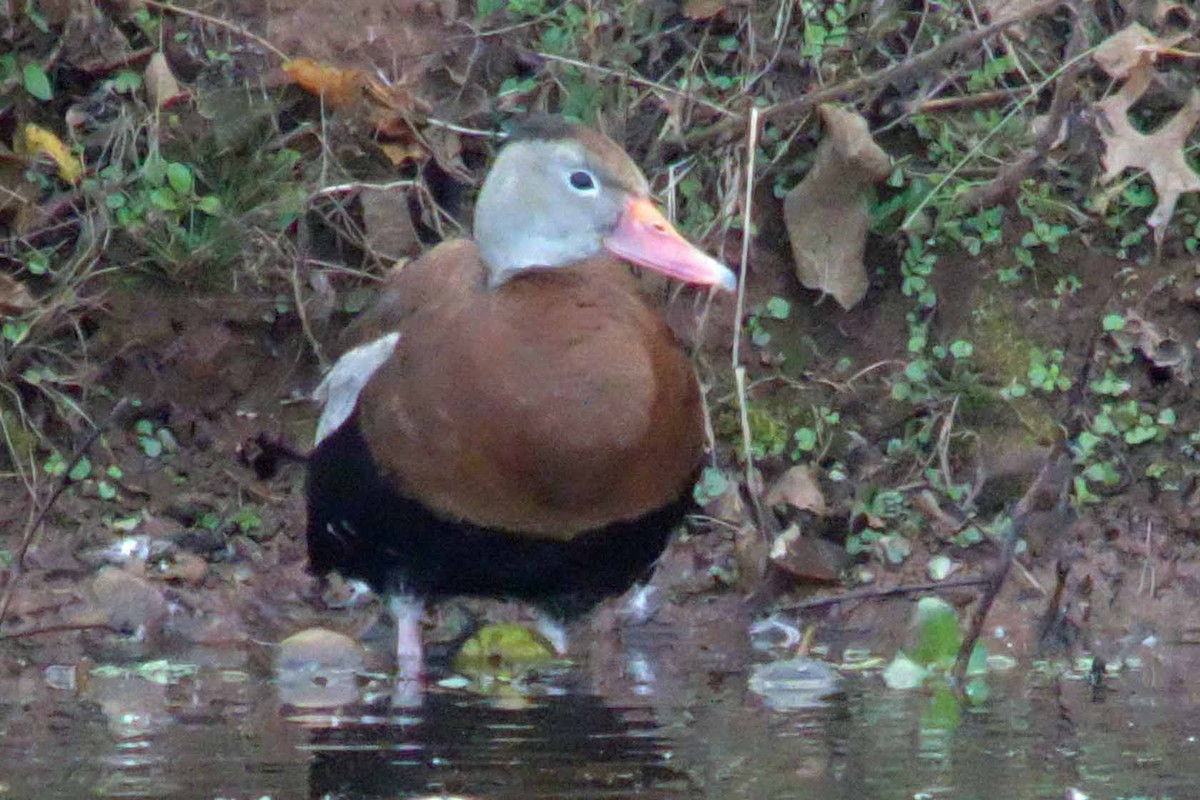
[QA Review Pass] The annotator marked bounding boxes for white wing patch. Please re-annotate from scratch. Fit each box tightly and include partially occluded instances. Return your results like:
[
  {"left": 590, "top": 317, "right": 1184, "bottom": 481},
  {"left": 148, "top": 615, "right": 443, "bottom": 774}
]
[{"left": 312, "top": 332, "right": 401, "bottom": 445}]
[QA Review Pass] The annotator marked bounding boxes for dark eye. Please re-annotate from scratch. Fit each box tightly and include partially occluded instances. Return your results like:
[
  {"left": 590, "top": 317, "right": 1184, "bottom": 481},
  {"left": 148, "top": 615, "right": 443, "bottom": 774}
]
[{"left": 568, "top": 170, "right": 596, "bottom": 191}]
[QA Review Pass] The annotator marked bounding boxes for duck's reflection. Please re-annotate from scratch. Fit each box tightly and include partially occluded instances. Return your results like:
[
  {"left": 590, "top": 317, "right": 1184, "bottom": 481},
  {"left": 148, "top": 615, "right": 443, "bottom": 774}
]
[{"left": 300, "top": 686, "right": 698, "bottom": 800}]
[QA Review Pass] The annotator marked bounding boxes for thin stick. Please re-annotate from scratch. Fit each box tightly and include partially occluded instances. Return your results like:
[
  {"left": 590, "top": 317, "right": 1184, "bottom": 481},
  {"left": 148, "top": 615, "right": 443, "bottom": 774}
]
[
  {"left": 733, "top": 107, "right": 761, "bottom": 502},
  {"left": 776, "top": 576, "right": 992, "bottom": 612},
  {"left": 0, "top": 398, "right": 131, "bottom": 629},
  {"left": 761, "top": 0, "right": 1063, "bottom": 124},
  {"left": 951, "top": 445, "right": 1066, "bottom": 684},
  {"left": 534, "top": 51, "right": 737, "bottom": 119},
  {"left": 901, "top": 41, "right": 1097, "bottom": 231},
  {"left": 138, "top": 0, "right": 290, "bottom": 61},
  {"left": 0, "top": 621, "right": 121, "bottom": 640},
  {"left": 731, "top": 106, "right": 758, "bottom": 373}
]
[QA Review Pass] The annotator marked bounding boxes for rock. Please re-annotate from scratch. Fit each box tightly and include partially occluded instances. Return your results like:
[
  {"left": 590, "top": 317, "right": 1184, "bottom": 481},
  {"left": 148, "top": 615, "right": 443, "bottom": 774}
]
[{"left": 90, "top": 566, "right": 168, "bottom": 638}]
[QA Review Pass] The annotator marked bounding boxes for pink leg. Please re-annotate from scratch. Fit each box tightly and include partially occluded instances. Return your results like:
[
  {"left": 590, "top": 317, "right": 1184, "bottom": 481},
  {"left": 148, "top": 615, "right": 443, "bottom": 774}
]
[{"left": 388, "top": 594, "right": 425, "bottom": 707}]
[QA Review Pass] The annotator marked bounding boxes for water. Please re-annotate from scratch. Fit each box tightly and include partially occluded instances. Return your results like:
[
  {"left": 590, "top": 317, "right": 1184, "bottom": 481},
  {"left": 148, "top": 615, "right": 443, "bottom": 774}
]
[{"left": 1, "top": 645, "right": 1198, "bottom": 799}]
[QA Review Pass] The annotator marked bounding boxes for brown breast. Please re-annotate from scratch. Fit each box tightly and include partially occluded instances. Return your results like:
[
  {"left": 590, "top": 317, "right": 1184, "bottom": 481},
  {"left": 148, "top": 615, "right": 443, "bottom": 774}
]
[{"left": 354, "top": 241, "right": 704, "bottom": 541}]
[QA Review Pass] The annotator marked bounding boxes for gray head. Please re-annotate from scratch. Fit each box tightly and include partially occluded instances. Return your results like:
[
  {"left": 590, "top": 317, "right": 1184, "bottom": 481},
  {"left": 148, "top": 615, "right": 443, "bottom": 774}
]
[{"left": 473, "top": 116, "right": 735, "bottom": 291}]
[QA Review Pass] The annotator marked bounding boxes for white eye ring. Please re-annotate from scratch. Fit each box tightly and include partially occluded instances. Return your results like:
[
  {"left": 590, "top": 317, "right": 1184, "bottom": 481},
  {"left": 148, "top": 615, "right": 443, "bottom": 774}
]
[{"left": 567, "top": 169, "right": 599, "bottom": 195}]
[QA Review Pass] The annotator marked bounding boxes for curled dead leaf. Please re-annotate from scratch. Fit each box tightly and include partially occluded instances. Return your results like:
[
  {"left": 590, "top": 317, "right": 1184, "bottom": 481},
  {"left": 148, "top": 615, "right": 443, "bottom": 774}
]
[
  {"left": 784, "top": 105, "right": 890, "bottom": 310},
  {"left": 0, "top": 273, "right": 37, "bottom": 317},
  {"left": 144, "top": 52, "right": 188, "bottom": 109},
  {"left": 283, "top": 58, "right": 366, "bottom": 108},
  {"left": 763, "top": 465, "right": 828, "bottom": 515}
]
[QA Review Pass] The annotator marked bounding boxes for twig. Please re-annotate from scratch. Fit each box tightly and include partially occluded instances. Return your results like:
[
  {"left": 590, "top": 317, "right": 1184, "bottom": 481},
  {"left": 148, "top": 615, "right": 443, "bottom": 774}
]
[
  {"left": 900, "top": 39, "right": 1096, "bottom": 231},
  {"left": 0, "top": 398, "right": 131, "bottom": 629},
  {"left": 909, "top": 88, "right": 1026, "bottom": 113},
  {"left": 137, "top": 0, "right": 290, "bottom": 61},
  {"left": 533, "top": 51, "right": 738, "bottom": 119},
  {"left": 732, "top": 107, "right": 769, "bottom": 524},
  {"left": 311, "top": 179, "right": 418, "bottom": 200},
  {"left": 775, "top": 576, "right": 992, "bottom": 612},
  {"left": 951, "top": 444, "right": 1067, "bottom": 685},
  {"left": 0, "top": 621, "right": 121, "bottom": 640},
  {"left": 959, "top": 0, "right": 1088, "bottom": 210},
  {"left": 762, "top": 0, "right": 1065, "bottom": 124}
]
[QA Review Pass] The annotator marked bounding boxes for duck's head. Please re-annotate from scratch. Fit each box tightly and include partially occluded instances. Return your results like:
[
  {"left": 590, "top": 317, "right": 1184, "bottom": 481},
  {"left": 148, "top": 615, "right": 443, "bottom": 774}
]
[{"left": 474, "top": 115, "right": 736, "bottom": 291}]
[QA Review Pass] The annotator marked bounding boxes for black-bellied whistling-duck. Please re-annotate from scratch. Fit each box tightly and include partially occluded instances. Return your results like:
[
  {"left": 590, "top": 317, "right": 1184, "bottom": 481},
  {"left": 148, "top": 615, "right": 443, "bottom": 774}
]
[{"left": 306, "top": 115, "right": 735, "bottom": 672}]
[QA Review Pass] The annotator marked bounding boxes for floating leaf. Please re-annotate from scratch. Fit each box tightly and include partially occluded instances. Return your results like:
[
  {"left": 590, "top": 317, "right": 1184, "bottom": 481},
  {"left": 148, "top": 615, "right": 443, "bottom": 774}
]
[
  {"left": 909, "top": 596, "right": 962, "bottom": 666},
  {"left": 453, "top": 623, "right": 558, "bottom": 677},
  {"left": 882, "top": 652, "right": 927, "bottom": 689},
  {"left": 747, "top": 658, "right": 838, "bottom": 709}
]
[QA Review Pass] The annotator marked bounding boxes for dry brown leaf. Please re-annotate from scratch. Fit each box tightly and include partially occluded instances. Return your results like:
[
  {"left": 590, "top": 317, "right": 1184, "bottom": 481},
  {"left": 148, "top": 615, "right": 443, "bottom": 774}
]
[
  {"left": 144, "top": 52, "right": 187, "bottom": 109},
  {"left": 683, "top": 0, "right": 726, "bottom": 19},
  {"left": 0, "top": 273, "right": 37, "bottom": 317},
  {"left": 763, "top": 465, "right": 828, "bottom": 515},
  {"left": 784, "top": 105, "right": 890, "bottom": 310},
  {"left": 283, "top": 58, "right": 366, "bottom": 108},
  {"left": 768, "top": 525, "right": 843, "bottom": 583},
  {"left": 1092, "top": 23, "right": 1163, "bottom": 79},
  {"left": 377, "top": 141, "right": 428, "bottom": 167},
  {"left": 1094, "top": 35, "right": 1200, "bottom": 245},
  {"left": 360, "top": 188, "right": 421, "bottom": 262},
  {"left": 703, "top": 481, "right": 751, "bottom": 526}
]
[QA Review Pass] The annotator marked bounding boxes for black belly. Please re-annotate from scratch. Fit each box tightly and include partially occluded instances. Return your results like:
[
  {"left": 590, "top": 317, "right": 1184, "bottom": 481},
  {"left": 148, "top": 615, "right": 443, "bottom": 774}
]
[{"left": 305, "top": 414, "right": 689, "bottom": 617}]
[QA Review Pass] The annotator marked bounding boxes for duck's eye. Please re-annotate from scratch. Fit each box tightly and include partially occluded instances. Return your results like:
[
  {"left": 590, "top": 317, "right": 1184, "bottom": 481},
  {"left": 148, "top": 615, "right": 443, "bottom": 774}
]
[{"left": 568, "top": 170, "right": 597, "bottom": 193}]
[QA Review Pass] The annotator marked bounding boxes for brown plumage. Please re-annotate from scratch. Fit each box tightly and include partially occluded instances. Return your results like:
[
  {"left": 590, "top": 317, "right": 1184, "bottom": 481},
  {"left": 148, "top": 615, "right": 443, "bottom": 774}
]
[
  {"left": 305, "top": 115, "right": 734, "bottom": 669},
  {"left": 355, "top": 247, "right": 702, "bottom": 540}
]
